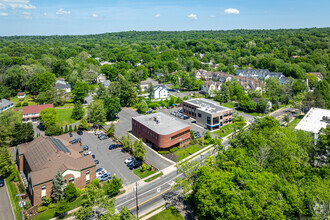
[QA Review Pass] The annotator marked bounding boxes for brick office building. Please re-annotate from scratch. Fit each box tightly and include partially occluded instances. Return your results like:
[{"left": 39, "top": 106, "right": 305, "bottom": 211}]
[
  {"left": 182, "top": 98, "right": 233, "bottom": 130},
  {"left": 132, "top": 112, "right": 191, "bottom": 150},
  {"left": 17, "top": 134, "right": 96, "bottom": 205}
]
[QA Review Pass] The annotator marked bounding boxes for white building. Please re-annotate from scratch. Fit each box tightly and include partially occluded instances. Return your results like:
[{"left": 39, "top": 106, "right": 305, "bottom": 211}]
[
  {"left": 0, "top": 99, "right": 14, "bottom": 113},
  {"left": 295, "top": 107, "right": 330, "bottom": 141},
  {"left": 17, "top": 92, "right": 26, "bottom": 99},
  {"left": 152, "top": 85, "right": 168, "bottom": 99}
]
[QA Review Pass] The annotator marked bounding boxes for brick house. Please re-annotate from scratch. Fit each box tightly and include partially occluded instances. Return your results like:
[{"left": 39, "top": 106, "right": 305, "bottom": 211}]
[
  {"left": 132, "top": 112, "right": 190, "bottom": 151},
  {"left": 17, "top": 134, "right": 96, "bottom": 205}
]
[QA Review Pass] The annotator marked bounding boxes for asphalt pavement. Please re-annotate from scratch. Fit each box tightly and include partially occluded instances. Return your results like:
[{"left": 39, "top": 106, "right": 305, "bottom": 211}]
[
  {"left": 0, "top": 182, "right": 15, "bottom": 220},
  {"left": 71, "top": 132, "right": 140, "bottom": 186}
]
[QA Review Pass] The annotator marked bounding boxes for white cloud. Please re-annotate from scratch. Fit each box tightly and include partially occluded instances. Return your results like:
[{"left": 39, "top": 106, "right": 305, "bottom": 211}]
[
  {"left": 210, "top": 15, "right": 216, "bottom": 18},
  {"left": 56, "top": 8, "right": 71, "bottom": 15},
  {"left": 22, "top": 11, "right": 31, "bottom": 19},
  {"left": 224, "top": 8, "right": 239, "bottom": 14},
  {"left": 155, "top": 14, "right": 160, "bottom": 18},
  {"left": 92, "top": 13, "right": 98, "bottom": 17},
  {"left": 43, "top": 12, "right": 47, "bottom": 16},
  {"left": 188, "top": 13, "right": 197, "bottom": 20},
  {"left": 0, "top": 12, "right": 8, "bottom": 16},
  {"left": 0, "top": 0, "right": 35, "bottom": 10}
]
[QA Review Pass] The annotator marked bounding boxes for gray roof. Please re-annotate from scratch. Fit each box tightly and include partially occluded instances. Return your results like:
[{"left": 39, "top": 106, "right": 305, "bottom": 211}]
[
  {"left": 153, "top": 84, "right": 167, "bottom": 92},
  {"left": 0, "top": 99, "right": 14, "bottom": 109},
  {"left": 295, "top": 108, "right": 330, "bottom": 134},
  {"left": 133, "top": 112, "right": 190, "bottom": 135},
  {"left": 55, "top": 83, "right": 71, "bottom": 89},
  {"left": 102, "top": 80, "right": 111, "bottom": 86},
  {"left": 184, "top": 98, "right": 230, "bottom": 114}
]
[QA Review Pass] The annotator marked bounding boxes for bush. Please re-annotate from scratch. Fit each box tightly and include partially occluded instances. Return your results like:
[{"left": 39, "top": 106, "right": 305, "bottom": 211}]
[
  {"left": 147, "top": 165, "right": 152, "bottom": 171},
  {"left": 170, "top": 147, "right": 179, "bottom": 153},
  {"left": 69, "top": 125, "right": 73, "bottom": 132},
  {"left": 23, "top": 201, "right": 31, "bottom": 210},
  {"left": 64, "top": 183, "right": 78, "bottom": 202},
  {"left": 15, "top": 102, "right": 21, "bottom": 107},
  {"left": 45, "top": 125, "right": 61, "bottom": 136},
  {"left": 18, "top": 182, "right": 25, "bottom": 193},
  {"left": 48, "top": 203, "right": 56, "bottom": 209},
  {"left": 141, "top": 164, "right": 146, "bottom": 172},
  {"left": 42, "top": 197, "right": 52, "bottom": 206},
  {"left": 38, "top": 206, "right": 47, "bottom": 213},
  {"left": 74, "top": 125, "right": 77, "bottom": 131},
  {"left": 91, "top": 179, "right": 100, "bottom": 188},
  {"left": 22, "top": 102, "right": 28, "bottom": 106},
  {"left": 75, "top": 187, "right": 81, "bottom": 197},
  {"left": 55, "top": 202, "right": 69, "bottom": 216},
  {"left": 158, "top": 151, "right": 169, "bottom": 154}
]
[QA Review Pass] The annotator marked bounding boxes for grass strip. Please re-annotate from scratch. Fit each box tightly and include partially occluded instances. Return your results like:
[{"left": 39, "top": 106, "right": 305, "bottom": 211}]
[
  {"left": 5, "top": 178, "right": 23, "bottom": 220},
  {"left": 133, "top": 168, "right": 156, "bottom": 179},
  {"left": 144, "top": 172, "right": 163, "bottom": 182},
  {"left": 148, "top": 206, "right": 184, "bottom": 220}
]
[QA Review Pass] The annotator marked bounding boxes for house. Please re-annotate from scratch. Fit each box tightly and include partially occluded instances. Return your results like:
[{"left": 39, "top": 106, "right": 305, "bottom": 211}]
[
  {"left": 156, "top": 72, "right": 164, "bottom": 78},
  {"left": 140, "top": 78, "right": 159, "bottom": 92},
  {"left": 97, "top": 74, "right": 107, "bottom": 83},
  {"left": 201, "top": 81, "right": 221, "bottom": 97},
  {"left": 102, "top": 80, "right": 111, "bottom": 88},
  {"left": 22, "top": 104, "right": 54, "bottom": 123},
  {"left": 17, "top": 92, "right": 26, "bottom": 99},
  {"left": 307, "top": 72, "right": 323, "bottom": 81},
  {"left": 235, "top": 69, "right": 270, "bottom": 79},
  {"left": 265, "top": 72, "right": 289, "bottom": 84},
  {"left": 56, "top": 78, "right": 66, "bottom": 85},
  {"left": 132, "top": 112, "right": 190, "bottom": 150},
  {"left": 252, "top": 97, "right": 272, "bottom": 111},
  {"left": 55, "top": 83, "right": 71, "bottom": 93},
  {"left": 0, "top": 99, "right": 14, "bottom": 113},
  {"left": 183, "top": 98, "right": 233, "bottom": 130},
  {"left": 152, "top": 85, "right": 168, "bottom": 99},
  {"left": 17, "top": 134, "right": 96, "bottom": 205}
]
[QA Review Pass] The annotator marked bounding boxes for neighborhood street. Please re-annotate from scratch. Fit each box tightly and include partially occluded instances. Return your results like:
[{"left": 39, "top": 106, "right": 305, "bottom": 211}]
[{"left": 0, "top": 182, "right": 15, "bottom": 220}]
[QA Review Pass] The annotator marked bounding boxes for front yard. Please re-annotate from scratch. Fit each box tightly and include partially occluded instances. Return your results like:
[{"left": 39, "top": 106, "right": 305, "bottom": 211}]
[
  {"left": 55, "top": 108, "right": 79, "bottom": 127},
  {"left": 133, "top": 167, "right": 156, "bottom": 179},
  {"left": 214, "top": 121, "right": 247, "bottom": 137},
  {"left": 148, "top": 206, "right": 183, "bottom": 220}
]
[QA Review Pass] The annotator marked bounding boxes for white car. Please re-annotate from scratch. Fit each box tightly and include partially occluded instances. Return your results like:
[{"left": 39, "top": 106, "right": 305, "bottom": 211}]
[
  {"left": 96, "top": 170, "right": 106, "bottom": 178},
  {"left": 125, "top": 157, "right": 136, "bottom": 164},
  {"left": 83, "top": 151, "right": 92, "bottom": 156},
  {"left": 95, "top": 130, "right": 104, "bottom": 135}
]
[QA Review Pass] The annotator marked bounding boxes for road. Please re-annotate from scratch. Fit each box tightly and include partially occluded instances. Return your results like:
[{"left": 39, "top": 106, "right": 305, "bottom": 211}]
[
  {"left": 269, "top": 107, "right": 295, "bottom": 122},
  {"left": 0, "top": 182, "right": 15, "bottom": 220}
]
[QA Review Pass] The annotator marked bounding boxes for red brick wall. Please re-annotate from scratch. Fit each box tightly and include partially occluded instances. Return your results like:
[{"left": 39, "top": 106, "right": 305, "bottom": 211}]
[
  {"left": 132, "top": 118, "right": 190, "bottom": 150},
  {"left": 33, "top": 181, "right": 53, "bottom": 205}
]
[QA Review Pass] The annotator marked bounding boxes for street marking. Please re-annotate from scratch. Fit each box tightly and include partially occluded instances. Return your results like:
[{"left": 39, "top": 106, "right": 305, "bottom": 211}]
[
  {"left": 169, "top": 181, "right": 175, "bottom": 186},
  {"left": 157, "top": 187, "right": 161, "bottom": 192}
]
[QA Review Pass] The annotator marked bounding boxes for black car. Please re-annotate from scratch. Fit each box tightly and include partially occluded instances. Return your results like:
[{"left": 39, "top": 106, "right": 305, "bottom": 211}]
[
  {"left": 92, "top": 154, "right": 95, "bottom": 159},
  {"left": 0, "top": 178, "right": 4, "bottom": 187},
  {"left": 128, "top": 161, "right": 142, "bottom": 170},
  {"left": 77, "top": 130, "right": 83, "bottom": 135},
  {"left": 94, "top": 160, "right": 99, "bottom": 164},
  {"left": 70, "top": 138, "right": 81, "bottom": 144},
  {"left": 194, "top": 132, "right": 202, "bottom": 139},
  {"left": 69, "top": 132, "right": 73, "bottom": 137},
  {"left": 109, "top": 144, "right": 120, "bottom": 150},
  {"left": 82, "top": 145, "right": 89, "bottom": 151}
]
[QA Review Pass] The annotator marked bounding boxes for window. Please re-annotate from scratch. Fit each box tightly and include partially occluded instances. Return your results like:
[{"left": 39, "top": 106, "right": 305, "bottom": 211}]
[
  {"left": 41, "top": 185, "right": 46, "bottom": 197},
  {"left": 213, "top": 117, "right": 219, "bottom": 125},
  {"left": 86, "top": 170, "right": 90, "bottom": 174},
  {"left": 220, "top": 116, "right": 223, "bottom": 120},
  {"left": 207, "top": 116, "right": 211, "bottom": 124},
  {"left": 69, "top": 177, "right": 74, "bottom": 183},
  {"left": 41, "top": 185, "right": 46, "bottom": 190},
  {"left": 86, "top": 170, "right": 90, "bottom": 184},
  {"left": 170, "top": 130, "right": 190, "bottom": 140},
  {"left": 198, "top": 113, "right": 202, "bottom": 118}
]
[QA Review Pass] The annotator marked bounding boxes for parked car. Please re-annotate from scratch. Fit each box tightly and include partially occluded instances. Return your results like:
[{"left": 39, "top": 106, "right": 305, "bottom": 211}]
[
  {"left": 96, "top": 168, "right": 106, "bottom": 173},
  {"left": 82, "top": 145, "right": 89, "bottom": 151},
  {"left": 95, "top": 130, "right": 104, "bottom": 135},
  {"left": 70, "top": 138, "right": 81, "bottom": 144},
  {"left": 128, "top": 161, "right": 142, "bottom": 170},
  {"left": 178, "top": 109, "right": 183, "bottom": 113},
  {"left": 98, "top": 173, "right": 112, "bottom": 182},
  {"left": 94, "top": 160, "right": 99, "bottom": 164},
  {"left": 109, "top": 144, "right": 120, "bottom": 150},
  {"left": 92, "top": 154, "right": 95, "bottom": 159},
  {"left": 194, "top": 132, "right": 202, "bottom": 139},
  {"left": 96, "top": 170, "right": 106, "bottom": 178},
  {"left": 125, "top": 157, "right": 136, "bottom": 164},
  {"left": 146, "top": 110, "right": 153, "bottom": 114},
  {"left": 83, "top": 151, "right": 92, "bottom": 156},
  {"left": 0, "top": 178, "right": 4, "bottom": 187},
  {"left": 99, "top": 135, "right": 109, "bottom": 140},
  {"left": 77, "top": 130, "right": 83, "bottom": 135},
  {"left": 69, "top": 132, "right": 73, "bottom": 137}
]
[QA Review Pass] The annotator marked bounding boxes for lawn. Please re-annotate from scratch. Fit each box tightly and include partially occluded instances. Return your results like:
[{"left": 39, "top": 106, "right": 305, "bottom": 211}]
[
  {"left": 214, "top": 122, "right": 246, "bottom": 137},
  {"left": 133, "top": 168, "right": 156, "bottom": 179},
  {"left": 10, "top": 94, "right": 38, "bottom": 107},
  {"left": 174, "top": 144, "right": 203, "bottom": 161},
  {"left": 237, "top": 110, "right": 261, "bottom": 116},
  {"left": 56, "top": 108, "right": 79, "bottom": 127},
  {"left": 5, "top": 179, "right": 22, "bottom": 220},
  {"left": 148, "top": 206, "right": 183, "bottom": 220},
  {"left": 287, "top": 115, "right": 303, "bottom": 130},
  {"left": 221, "top": 102, "right": 237, "bottom": 108},
  {"left": 145, "top": 172, "right": 163, "bottom": 182}
]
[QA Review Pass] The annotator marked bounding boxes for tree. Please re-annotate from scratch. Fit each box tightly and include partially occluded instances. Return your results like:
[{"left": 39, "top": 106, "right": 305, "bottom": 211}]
[
  {"left": 79, "top": 117, "right": 90, "bottom": 130},
  {"left": 51, "top": 172, "right": 66, "bottom": 202},
  {"left": 72, "top": 81, "right": 89, "bottom": 104},
  {"left": 256, "top": 97, "right": 269, "bottom": 113},
  {"left": 40, "top": 108, "right": 58, "bottom": 128},
  {"left": 71, "top": 101, "right": 85, "bottom": 120},
  {"left": 133, "top": 139, "right": 146, "bottom": 161},
  {"left": 65, "top": 125, "right": 68, "bottom": 133},
  {"left": 0, "top": 148, "right": 13, "bottom": 177},
  {"left": 74, "top": 206, "right": 93, "bottom": 220},
  {"left": 29, "top": 71, "right": 56, "bottom": 94},
  {"left": 88, "top": 100, "right": 106, "bottom": 126},
  {"left": 121, "top": 134, "right": 132, "bottom": 152},
  {"left": 12, "top": 122, "right": 34, "bottom": 145},
  {"left": 137, "top": 100, "right": 149, "bottom": 114},
  {"left": 103, "top": 175, "right": 123, "bottom": 196},
  {"left": 64, "top": 182, "right": 78, "bottom": 202},
  {"left": 146, "top": 83, "right": 154, "bottom": 97},
  {"left": 305, "top": 73, "right": 318, "bottom": 88},
  {"left": 104, "top": 97, "right": 121, "bottom": 121},
  {"left": 107, "top": 123, "right": 116, "bottom": 137}
]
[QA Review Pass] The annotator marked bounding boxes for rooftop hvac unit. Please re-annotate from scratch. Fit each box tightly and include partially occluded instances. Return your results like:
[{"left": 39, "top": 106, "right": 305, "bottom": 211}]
[{"left": 322, "top": 116, "right": 330, "bottom": 123}]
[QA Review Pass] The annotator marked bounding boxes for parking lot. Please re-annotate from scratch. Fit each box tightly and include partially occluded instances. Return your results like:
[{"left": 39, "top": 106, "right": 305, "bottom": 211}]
[{"left": 70, "top": 132, "right": 139, "bottom": 186}]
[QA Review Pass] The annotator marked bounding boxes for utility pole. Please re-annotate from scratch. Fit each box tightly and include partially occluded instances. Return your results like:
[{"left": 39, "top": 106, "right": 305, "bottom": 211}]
[
  {"left": 16, "top": 194, "right": 25, "bottom": 220},
  {"left": 135, "top": 182, "right": 139, "bottom": 219}
]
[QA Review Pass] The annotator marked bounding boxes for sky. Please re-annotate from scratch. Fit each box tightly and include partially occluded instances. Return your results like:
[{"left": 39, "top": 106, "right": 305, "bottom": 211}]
[{"left": 0, "top": 0, "right": 329, "bottom": 36}]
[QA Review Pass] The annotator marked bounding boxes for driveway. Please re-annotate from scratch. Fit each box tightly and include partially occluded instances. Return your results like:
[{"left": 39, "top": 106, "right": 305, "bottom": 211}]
[
  {"left": 71, "top": 132, "right": 139, "bottom": 186},
  {"left": 0, "top": 182, "right": 15, "bottom": 220}
]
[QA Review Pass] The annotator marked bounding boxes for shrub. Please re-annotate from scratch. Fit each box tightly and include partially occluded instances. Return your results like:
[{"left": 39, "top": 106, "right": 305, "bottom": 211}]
[
  {"left": 170, "top": 147, "right": 179, "bottom": 153},
  {"left": 147, "top": 165, "right": 152, "bottom": 171},
  {"left": 74, "top": 125, "right": 77, "bottom": 131},
  {"left": 22, "top": 102, "right": 28, "bottom": 106},
  {"left": 23, "top": 201, "right": 31, "bottom": 210},
  {"left": 55, "top": 202, "right": 69, "bottom": 216},
  {"left": 64, "top": 182, "right": 78, "bottom": 202},
  {"left": 15, "top": 102, "right": 21, "bottom": 107},
  {"left": 141, "top": 164, "right": 146, "bottom": 172},
  {"left": 158, "top": 151, "right": 169, "bottom": 154},
  {"left": 18, "top": 182, "right": 25, "bottom": 193},
  {"left": 38, "top": 206, "right": 47, "bottom": 213},
  {"left": 65, "top": 125, "right": 68, "bottom": 133},
  {"left": 75, "top": 187, "right": 81, "bottom": 197},
  {"left": 69, "top": 125, "right": 73, "bottom": 132},
  {"left": 42, "top": 197, "right": 52, "bottom": 206},
  {"left": 48, "top": 203, "right": 56, "bottom": 209},
  {"left": 91, "top": 179, "right": 100, "bottom": 188}
]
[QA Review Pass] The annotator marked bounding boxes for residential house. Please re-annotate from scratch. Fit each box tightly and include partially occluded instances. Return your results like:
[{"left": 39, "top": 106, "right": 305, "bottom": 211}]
[
  {"left": 56, "top": 78, "right": 66, "bottom": 85},
  {"left": 22, "top": 104, "right": 53, "bottom": 123},
  {"left": 100, "top": 61, "right": 112, "bottom": 66},
  {"left": 17, "top": 134, "right": 96, "bottom": 205},
  {"left": 17, "top": 92, "right": 26, "bottom": 99},
  {"left": 140, "top": 78, "right": 159, "bottom": 92},
  {"left": 102, "top": 80, "right": 111, "bottom": 88},
  {"left": 265, "top": 72, "right": 289, "bottom": 84},
  {"left": 97, "top": 74, "right": 106, "bottom": 83},
  {"left": 201, "top": 81, "right": 221, "bottom": 97},
  {"left": 235, "top": 69, "right": 288, "bottom": 84},
  {"left": 55, "top": 83, "right": 71, "bottom": 93},
  {"left": 0, "top": 99, "right": 14, "bottom": 113},
  {"left": 152, "top": 85, "right": 169, "bottom": 99},
  {"left": 307, "top": 72, "right": 323, "bottom": 81}
]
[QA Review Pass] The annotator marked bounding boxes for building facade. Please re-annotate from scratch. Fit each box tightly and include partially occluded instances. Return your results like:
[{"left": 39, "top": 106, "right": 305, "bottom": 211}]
[
  {"left": 17, "top": 135, "right": 96, "bottom": 205},
  {"left": 153, "top": 85, "right": 169, "bottom": 99},
  {"left": 0, "top": 99, "right": 14, "bottom": 113},
  {"left": 22, "top": 104, "right": 54, "bottom": 123},
  {"left": 182, "top": 98, "right": 233, "bottom": 130},
  {"left": 132, "top": 112, "right": 190, "bottom": 150}
]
